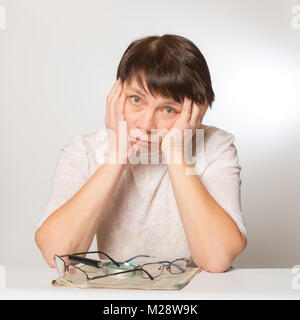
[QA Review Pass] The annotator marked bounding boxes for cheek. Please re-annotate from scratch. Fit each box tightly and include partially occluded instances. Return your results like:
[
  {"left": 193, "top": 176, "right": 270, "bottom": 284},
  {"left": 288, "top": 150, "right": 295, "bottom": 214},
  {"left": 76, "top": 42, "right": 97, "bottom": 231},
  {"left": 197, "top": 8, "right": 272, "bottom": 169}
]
[
  {"left": 124, "top": 102, "right": 132, "bottom": 121},
  {"left": 157, "top": 118, "right": 177, "bottom": 131},
  {"left": 124, "top": 103, "right": 129, "bottom": 119},
  {"left": 124, "top": 103, "right": 136, "bottom": 129}
]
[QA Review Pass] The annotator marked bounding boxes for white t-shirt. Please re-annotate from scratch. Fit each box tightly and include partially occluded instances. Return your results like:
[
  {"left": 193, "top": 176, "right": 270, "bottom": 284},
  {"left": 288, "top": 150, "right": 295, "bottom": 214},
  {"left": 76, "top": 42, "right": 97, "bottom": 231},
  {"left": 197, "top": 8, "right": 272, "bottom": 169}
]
[{"left": 37, "top": 123, "right": 247, "bottom": 266}]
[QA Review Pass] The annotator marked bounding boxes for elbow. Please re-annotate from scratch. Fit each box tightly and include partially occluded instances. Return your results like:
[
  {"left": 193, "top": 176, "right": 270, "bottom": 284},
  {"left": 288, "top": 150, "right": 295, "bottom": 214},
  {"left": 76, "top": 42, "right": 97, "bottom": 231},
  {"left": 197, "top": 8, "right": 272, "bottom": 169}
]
[
  {"left": 35, "top": 225, "right": 79, "bottom": 269},
  {"left": 204, "top": 262, "right": 232, "bottom": 273},
  {"left": 194, "top": 234, "right": 247, "bottom": 274},
  {"left": 34, "top": 226, "right": 43, "bottom": 254},
  {"left": 35, "top": 227, "right": 57, "bottom": 268},
  {"left": 196, "top": 258, "right": 233, "bottom": 273},
  {"left": 45, "top": 257, "right": 56, "bottom": 269}
]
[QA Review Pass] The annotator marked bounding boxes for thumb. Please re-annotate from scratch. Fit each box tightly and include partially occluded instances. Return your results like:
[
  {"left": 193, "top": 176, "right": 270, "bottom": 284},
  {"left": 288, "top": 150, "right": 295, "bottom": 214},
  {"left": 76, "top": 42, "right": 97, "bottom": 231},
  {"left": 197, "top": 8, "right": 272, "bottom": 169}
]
[{"left": 128, "top": 142, "right": 140, "bottom": 158}]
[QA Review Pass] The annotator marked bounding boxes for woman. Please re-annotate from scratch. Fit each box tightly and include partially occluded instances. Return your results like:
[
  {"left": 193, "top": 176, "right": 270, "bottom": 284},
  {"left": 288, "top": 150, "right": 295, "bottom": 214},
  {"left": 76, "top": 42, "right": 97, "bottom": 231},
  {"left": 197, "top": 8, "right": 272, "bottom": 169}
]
[{"left": 35, "top": 34, "right": 247, "bottom": 273}]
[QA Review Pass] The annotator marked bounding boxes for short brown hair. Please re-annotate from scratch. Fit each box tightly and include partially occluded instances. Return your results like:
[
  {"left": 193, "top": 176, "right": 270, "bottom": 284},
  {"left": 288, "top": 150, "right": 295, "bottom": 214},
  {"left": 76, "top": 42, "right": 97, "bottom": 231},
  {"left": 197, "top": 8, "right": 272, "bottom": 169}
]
[{"left": 116, "top": 34, "right": 215, "bottom": 108}]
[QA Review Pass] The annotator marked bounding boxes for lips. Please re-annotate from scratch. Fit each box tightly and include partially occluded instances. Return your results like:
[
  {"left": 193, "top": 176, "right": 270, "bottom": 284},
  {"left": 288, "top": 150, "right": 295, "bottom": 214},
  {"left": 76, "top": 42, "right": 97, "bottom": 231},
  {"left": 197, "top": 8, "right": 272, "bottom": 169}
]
[
  {"left": 135, "top": 138, "right": 151, "bottom": 147},
  {"left": 129, "top": 136, "right": 151, "bottom": 143},
  {"left": 129, "top": 135, "right": 159, "bottom": 145},
  {"left": 135, "top": 138, "right": 150, "bottom": 143}
]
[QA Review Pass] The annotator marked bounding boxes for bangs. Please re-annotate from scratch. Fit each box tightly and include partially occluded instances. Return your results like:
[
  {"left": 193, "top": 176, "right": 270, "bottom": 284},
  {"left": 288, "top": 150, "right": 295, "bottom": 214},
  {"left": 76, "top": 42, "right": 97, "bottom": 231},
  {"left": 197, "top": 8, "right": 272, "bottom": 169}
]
[
  {"left": 124, "top": 67, "right": 202, "bottom": 106},
  {"left": 117, "top": 34, "right": 215, "bottom": 108}
]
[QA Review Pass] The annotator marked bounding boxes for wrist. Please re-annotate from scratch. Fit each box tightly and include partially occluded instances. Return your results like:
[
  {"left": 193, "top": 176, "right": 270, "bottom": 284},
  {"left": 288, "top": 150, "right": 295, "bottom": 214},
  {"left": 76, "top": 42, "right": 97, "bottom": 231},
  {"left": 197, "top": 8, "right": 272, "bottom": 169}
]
[
  {"left": 162, "top": 146, "right": 196, "bottom": 167},
  {"left": 162, "top": 146, "right": 184, "bottom": 165},
  {"left": 105, "top": 151, "right": 128, "bottom": 167}
]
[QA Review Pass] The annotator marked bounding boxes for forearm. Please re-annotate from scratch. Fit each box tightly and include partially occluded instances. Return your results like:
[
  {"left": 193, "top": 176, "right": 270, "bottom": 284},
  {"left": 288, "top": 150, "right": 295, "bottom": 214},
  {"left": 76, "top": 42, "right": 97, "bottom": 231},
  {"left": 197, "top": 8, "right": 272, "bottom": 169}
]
[
  {"left": 167, "top": 162, "right": 246, "bottom": 273},
  {"left": 35, "top": 161, "right": 126, "bottom": 266}
]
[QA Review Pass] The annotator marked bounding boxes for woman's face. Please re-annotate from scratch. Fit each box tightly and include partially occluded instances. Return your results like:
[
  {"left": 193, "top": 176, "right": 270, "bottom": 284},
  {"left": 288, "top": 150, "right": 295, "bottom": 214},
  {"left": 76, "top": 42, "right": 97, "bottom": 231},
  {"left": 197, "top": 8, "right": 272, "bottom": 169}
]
[{"left": 123, "top": 77, "right": 183, "bottom": 152}]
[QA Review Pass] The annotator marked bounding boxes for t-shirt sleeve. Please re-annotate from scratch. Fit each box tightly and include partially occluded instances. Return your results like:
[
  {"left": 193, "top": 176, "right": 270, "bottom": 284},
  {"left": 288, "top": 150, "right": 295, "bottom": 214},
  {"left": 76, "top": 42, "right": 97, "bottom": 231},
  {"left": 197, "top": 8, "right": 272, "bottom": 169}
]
[
  {"left": 36, "top": 134, "right": 89, "bottom": 230},
  {"left": 199, "top": 129, "right": 247, "bottom": 238}
]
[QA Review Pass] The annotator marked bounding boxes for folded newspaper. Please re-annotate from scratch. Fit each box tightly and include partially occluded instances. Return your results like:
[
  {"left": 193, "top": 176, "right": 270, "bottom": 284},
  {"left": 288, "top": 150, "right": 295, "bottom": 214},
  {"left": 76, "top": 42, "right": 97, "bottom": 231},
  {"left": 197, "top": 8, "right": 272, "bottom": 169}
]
[{"left": 52, "top": 256, "right": 201, "bottom": 290}]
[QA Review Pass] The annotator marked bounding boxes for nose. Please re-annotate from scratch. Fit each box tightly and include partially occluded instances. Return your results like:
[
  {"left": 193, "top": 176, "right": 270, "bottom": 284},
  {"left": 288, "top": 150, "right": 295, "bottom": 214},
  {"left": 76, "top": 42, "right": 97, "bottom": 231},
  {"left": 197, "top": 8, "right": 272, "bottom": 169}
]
[{"left": 136, "top": 109, "right": 157, "bottom": 133}]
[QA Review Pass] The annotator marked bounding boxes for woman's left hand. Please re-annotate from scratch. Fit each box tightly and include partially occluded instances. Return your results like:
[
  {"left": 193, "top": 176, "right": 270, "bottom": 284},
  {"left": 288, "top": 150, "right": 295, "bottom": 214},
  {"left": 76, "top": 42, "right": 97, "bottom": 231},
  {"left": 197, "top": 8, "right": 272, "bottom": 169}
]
[{"left": 161, "top": 97, "right": 207, "bottom": 163}]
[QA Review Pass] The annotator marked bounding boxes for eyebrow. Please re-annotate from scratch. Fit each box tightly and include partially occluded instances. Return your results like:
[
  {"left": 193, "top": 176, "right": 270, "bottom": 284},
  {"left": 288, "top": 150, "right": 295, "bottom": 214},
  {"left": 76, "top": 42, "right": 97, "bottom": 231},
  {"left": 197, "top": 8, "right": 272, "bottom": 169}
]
[{"left": 128, "top": 87, "right": 180, "bottom": 106}]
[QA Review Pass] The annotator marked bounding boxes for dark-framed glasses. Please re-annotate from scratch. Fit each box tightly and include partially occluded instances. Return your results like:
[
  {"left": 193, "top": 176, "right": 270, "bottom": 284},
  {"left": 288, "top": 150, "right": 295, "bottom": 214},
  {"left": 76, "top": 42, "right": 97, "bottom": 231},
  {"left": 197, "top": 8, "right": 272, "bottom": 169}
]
[
  {"left": 53, "top": 250, "right": 120, "bottom": 278},
  {"left": 141, "top": 258, "right": 189, "bottom": 277},
  {"left": 54, "top": 251, "right": 189, "bottom": 285},
  {"left": 102, "top": 256, "right": 190, "bottom": 279},
  {"left": 53, "top": 251, "right": 154, "bottom": 285}
]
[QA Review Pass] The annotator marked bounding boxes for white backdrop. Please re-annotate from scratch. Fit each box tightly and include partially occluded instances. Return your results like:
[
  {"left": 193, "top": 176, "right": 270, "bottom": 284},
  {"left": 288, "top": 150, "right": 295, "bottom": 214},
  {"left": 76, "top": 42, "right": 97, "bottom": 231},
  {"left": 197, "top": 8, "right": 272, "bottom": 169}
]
[{"left": 0, "top": 0, "right": 299, "bottom": 268}]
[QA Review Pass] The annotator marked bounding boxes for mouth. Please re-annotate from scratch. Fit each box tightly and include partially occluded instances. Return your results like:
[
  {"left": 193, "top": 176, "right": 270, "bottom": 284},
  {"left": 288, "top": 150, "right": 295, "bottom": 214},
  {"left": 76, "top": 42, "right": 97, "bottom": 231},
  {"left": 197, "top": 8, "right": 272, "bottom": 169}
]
[
  {"left": 129, "top": 134, "right": 161, "bottom": 147},
  {"left": 135, "top": 138, "right": 150, "bottom": 146}
]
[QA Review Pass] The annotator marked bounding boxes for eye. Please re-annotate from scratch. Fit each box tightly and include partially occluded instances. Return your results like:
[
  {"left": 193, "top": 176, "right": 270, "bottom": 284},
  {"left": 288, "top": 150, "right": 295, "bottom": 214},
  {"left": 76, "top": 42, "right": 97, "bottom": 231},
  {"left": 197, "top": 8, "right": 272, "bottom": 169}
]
[
  {"left": 163, "top": 106, "right": 178, "bottom": 116},
  {"left": 129, "top": 95, "right": 141, "bottom": 104}
]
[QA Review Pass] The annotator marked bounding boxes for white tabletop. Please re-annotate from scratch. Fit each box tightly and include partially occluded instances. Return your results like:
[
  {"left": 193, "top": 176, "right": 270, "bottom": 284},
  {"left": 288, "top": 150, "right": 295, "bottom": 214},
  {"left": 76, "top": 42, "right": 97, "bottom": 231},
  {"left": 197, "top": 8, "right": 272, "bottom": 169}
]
[{"left": 0, "top": 266, "right": 299, "bottom": 300}]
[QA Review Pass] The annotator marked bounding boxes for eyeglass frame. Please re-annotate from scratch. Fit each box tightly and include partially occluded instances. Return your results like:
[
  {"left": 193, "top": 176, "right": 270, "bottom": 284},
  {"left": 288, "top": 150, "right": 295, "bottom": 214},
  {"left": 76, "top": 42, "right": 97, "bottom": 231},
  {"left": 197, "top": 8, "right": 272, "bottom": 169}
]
[
  {"left": 53, "top": 250, "right": 121, "bottom": 275},
  {"left": 54, "top": 254, "right": 155, "bottom": 281},
  {"left": 55, "top": 256, "right": 190, "bottom": 283},
  {"left": 85, "top": 257, "right": 190, "bottom": 281},
  {"left": 54, "top": 251, "right": 189, "bottom": 282},
  {"left": 53, "top": 251, "right": 154, "bottom": 280},
  {"left": 122, "top": 255, "right": 189, "bottom": 273}
]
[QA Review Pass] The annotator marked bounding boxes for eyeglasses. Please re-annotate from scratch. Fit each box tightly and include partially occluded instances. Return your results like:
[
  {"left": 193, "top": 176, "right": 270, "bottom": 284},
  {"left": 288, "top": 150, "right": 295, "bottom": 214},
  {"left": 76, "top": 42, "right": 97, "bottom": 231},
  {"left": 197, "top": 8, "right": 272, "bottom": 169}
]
[
  {"left": 108, "top": 254, "right": 189, "bottom": 273},
  {"left": 53, "top": 251, "right": 155, "bottom": 283},
  {"left": 54, "top": 253, "right": 154, "bottom": 284},
  {"left": 103, "top": 255, "right": 190, "bottom": 279},
  {"left": 54, "top": 251, "right": 189, "bottom": 285},
  {"left": 53, "top": 250, "right": 121, "bottom": 278}
]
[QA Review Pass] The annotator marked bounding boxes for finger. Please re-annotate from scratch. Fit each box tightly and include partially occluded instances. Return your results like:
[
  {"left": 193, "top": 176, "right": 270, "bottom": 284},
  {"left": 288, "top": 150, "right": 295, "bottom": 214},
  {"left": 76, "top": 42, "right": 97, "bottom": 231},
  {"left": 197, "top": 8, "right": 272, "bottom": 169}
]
[
  {"left": 115, "top": 89, "right": 126, "bottom": 121},
  {"left": 190, "top": 102, "right": 203, "bottom": 128},
  {"left": 107, "top": 77, "right": 121, "bottom": 104},
  {"left": 109, "top": 79, "right": 123, "bottom": 124},
  {"left": 106, "top": 78, "right": 121, "bottom": 118},
  {"left": 128, "top": 143, "right": 140, "bottom": 159},
  {"left": 179, "top": 98, "right": 192, "bottom": 123},
  {"left": 110, "top": 79, "right": 123, "bottom": 115}
]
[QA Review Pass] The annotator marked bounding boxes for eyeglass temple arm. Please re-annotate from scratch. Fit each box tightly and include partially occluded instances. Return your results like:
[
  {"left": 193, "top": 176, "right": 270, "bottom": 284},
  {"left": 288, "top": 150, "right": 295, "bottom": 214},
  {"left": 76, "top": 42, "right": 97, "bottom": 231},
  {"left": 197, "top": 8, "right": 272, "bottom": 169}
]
[
  {"left": 89, "top": 268, "right": 154, "bottom": 281},
  {"left": 170, "top": 258, "right": 189, "bottom": 272},
  {"left": 158, "top": 259, "right": 187, "bottom": 272},
  {"left": 122, "top": 257, "right": 186, "bottom": 272},
  {"left": 123, "top": 255, "right": 151, "bottom": 263},
  {"left": 59, "top": 251, "right": 120, "bottom": 267},
  {"left": 68, "top": 255, "right": 101, "bottom": 268}
]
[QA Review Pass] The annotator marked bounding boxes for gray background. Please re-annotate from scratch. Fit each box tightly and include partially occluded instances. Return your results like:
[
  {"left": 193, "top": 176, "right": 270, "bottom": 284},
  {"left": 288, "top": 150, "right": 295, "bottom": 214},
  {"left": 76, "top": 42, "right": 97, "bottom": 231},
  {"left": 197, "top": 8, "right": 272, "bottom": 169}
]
[{"left": 0, "top": 0, "right": 299, "bottom": 268}]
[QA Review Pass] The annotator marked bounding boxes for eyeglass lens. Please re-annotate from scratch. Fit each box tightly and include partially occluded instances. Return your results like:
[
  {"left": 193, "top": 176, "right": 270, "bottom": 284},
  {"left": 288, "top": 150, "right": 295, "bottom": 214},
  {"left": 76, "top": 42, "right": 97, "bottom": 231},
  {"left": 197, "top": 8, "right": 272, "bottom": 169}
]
[
  {"left": 170, "top": 259, "right": 187, "bottom": 273},
  {"left": 142, "top": 263, "right": 164, "bottom": 279},
  {"left": 54, "top": 255, "right": 65, "bottom": 277}
]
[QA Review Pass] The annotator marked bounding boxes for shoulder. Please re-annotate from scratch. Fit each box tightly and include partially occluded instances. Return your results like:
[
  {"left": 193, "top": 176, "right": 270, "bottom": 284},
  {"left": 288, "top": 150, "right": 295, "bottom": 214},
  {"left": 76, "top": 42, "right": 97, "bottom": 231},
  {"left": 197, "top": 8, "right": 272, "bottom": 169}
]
[
  {"left": 200, "top": 123, "right": 236, "bottom": 150},
  {"left": 195, "top": 123, "right": 240, "bottom": 176},
  {"left": 198, "top": 123, "right": 238, "bottom": 158},
  {"left": 61, "top": 128, "right": 109, "bottom": 164}
]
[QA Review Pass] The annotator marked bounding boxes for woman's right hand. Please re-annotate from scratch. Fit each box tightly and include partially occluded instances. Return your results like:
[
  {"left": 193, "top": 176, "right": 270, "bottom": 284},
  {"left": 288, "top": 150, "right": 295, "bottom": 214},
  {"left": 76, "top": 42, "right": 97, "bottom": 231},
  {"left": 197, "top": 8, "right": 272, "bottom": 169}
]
[{"left": 105, "top": 77, "right": 139, "bottom": 164}]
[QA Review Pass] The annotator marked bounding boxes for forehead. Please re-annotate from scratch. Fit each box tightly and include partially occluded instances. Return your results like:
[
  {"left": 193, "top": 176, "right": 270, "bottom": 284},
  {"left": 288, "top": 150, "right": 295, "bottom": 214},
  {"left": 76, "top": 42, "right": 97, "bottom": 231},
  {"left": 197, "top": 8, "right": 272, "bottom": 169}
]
[{"left": 124, "top": 77, "right": 148, "bottom": 93}]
